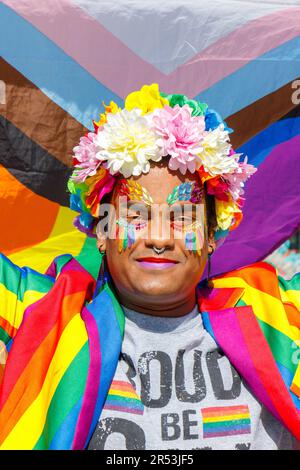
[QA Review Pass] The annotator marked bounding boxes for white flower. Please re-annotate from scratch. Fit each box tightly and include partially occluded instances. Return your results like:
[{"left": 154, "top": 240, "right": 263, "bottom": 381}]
[
  {"left": 94, "top": 108, "right": 163, "bottom": 178},
  {"left": 197, "top": 124, "right": 239, "bottom": 176}
]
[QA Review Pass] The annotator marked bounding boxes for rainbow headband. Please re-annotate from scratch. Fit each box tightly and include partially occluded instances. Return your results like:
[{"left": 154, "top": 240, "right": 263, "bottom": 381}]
[{"left": 68, "top": 83, "right": 257, "bottom": 248}]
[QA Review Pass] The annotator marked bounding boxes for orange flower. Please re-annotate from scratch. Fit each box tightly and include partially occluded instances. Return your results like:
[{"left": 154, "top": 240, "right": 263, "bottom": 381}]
[
  {"left": 230, "top": 211, "right": 243, "bottom": 231},
  {"left": 93, "top": 101, "right": 120, "bottom": 130}
]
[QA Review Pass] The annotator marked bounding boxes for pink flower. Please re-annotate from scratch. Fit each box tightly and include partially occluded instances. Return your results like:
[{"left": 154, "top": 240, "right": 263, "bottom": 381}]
[
  {"left": 223, "top": 156, "right": 257, "bottom": 200},
  {"left": 152, "top": 104, "right": 206, "bottom": 175},
  {"left": 72, "top": 132, "right": 101, "bottom": 182}
]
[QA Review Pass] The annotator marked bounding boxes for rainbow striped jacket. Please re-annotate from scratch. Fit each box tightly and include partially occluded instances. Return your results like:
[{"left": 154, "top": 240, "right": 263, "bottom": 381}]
[{"left": 0, "top": 253, "right": 299, "bottom": 449}]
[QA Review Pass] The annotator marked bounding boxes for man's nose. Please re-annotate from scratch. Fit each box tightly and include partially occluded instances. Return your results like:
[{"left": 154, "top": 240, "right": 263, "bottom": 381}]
[
  {"left": 144, "top": 209, "right": 175, "bottom": 251},
  {"left": 144, "top": 236, "right": 175, "bottom": 251}
]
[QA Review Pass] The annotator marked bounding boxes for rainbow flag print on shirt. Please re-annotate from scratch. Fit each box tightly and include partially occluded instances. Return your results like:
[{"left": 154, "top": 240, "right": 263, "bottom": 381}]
[
  {"left": 201, "top": 405, "right": 251, "bottom": 438},
  {"left": 103, "top": 380, "right": 144, "bottom": 415}
]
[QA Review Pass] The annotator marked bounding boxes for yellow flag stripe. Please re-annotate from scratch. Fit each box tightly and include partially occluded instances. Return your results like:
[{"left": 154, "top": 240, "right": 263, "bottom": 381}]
[
  {"left": 202, "top": 413, "right": 250, "bottom": 423},
  {"left": 108, "top": 389, "right": 139, "bottom": 399},
  {"left": 48, "top": 207, "right": 78, "bottom": 239},
  {"left": 10, "top": 231, "right": 86, "bottom": 274},
  {"left": 280, "top": 287, "right": 300, "bottom": 312}
]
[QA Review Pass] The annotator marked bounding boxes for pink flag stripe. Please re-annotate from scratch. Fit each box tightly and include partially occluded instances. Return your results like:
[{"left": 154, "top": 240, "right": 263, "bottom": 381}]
[
  {"left": 3, "top": 0, "right": 300, "bottom": 98},
  {"left": 2, "top": 0, "right": 161, "bottom": 98}
]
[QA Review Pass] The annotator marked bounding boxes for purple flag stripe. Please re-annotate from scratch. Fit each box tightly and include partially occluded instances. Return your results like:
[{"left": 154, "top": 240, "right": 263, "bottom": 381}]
[{"left": 211, "top": 133, "right": 300, "bottom": 277}]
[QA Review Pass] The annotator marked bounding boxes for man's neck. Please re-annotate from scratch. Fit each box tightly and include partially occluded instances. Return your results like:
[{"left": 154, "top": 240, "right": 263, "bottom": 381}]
[{"left": 115, "top": 292, "right": 197, "bottom": 318}]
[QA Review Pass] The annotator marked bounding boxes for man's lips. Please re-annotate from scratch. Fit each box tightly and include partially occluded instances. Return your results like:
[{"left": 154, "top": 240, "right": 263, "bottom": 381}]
[
  {"left": 135, "top": 257, "right": 179, "bottom": 270},
  {"left": 136, "top": 257, "right": 178, "bottom": 263}
]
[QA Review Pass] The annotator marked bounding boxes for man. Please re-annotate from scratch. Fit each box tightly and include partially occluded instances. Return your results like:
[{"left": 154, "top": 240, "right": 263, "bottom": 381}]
[{"left": 0, "top": 84, "right": 299, "bottom": 450}]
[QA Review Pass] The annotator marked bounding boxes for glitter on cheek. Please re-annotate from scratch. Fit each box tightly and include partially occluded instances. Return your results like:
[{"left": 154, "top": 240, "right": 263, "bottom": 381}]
[
  {"left": 115, "top": 218, "right": 148, "bottom": 253},
  {"left": 181, "top": 221, "right": 204, "bottom": 256},
  {"left": 167, "top": 181, "right": 204, "bottom": 256}
]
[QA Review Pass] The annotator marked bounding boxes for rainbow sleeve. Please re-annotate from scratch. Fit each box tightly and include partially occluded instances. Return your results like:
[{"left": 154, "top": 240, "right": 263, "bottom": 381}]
[
  {"left": 0, "top": 255, "right": 124, "bottom": 450},
  {"left": 277, "top": 271, "right": 300, "bottom": 397},
  {"left": 0, "top": 253, "right": 55, "bottom": 346},
  {"left": 0, "top": 256, "right": 93, "bottom": 450}
]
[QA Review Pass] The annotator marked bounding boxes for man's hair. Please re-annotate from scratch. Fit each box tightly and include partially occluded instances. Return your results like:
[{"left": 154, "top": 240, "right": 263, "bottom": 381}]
[{"left": 204, "top": 186, "right": 218, "bottom": 239}]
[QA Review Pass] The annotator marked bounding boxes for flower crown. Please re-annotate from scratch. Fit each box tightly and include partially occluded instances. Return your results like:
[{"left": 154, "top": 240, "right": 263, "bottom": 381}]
[{"left": 68, "top": 83, "right": 257, "bottom": 248}]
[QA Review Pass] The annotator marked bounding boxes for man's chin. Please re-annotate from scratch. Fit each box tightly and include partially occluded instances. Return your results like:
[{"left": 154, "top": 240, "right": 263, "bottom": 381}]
[
  {"left": 132, "top": 282, "right": 181, "bottom": 301},
  {"left": 128, "top": 262, "right": 184, "bottom": 298}
]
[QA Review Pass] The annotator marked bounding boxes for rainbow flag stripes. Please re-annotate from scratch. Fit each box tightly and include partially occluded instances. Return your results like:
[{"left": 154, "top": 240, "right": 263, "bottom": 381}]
[
  {"left": 201, "top": 405, "right": 251, "bottom": 438},
  {"left": 103, "top": 380, "right": 144, "bottom": 415}
]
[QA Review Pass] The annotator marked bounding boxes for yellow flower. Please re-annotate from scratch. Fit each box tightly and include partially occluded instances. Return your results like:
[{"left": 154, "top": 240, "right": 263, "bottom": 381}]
[
  {"left": 215, "top": 199, "right": 242, "bottom": 231},
  {"left": 104, "top": 101, "right": 120, "bottom": 115},
  {"left": 94, "top": 101, "right": 120, "bottom": 128},
  {"left": 125, "top": 83, "right": 169, "bottom": 114}
]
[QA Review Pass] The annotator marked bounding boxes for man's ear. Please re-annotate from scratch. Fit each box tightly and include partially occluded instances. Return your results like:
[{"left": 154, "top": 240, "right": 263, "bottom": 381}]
[
  {"left": 96, "top": 237, "right": 107, "bottom": 252},
  {"left": 96, "top": 218, "right": 107, "bottom": 252}
]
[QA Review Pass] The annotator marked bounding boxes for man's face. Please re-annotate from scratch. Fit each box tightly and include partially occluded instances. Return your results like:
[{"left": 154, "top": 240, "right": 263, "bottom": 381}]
[{"left": 98, "top": 162, "right": 213, "bottom": 313}]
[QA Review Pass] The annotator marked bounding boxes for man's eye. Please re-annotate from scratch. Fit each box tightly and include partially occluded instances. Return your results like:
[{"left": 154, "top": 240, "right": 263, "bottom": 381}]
[
  {"left": 172, "top": 216, "right": 193, "bottom": 224},
  {"left": 128, "top": 212, "right": 145, "bottom": 219},
  {"left": 171, "top": 218, "right": 193, "bottom": 231},
  {"left": 127, "top": 214, "right": 148, "bottom": 224}
]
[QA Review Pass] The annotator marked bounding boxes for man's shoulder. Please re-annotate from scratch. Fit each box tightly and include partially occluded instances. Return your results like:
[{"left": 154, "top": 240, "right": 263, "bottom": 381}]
[
  {"left": 211, "top": 260, "right": 300, "bottom": 310},
  {"left": 211, "top": 260, "right": 278, "bottom": 289}
]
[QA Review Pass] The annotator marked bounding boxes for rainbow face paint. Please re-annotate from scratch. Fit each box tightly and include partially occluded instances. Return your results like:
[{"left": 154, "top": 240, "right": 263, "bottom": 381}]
[
  {"left": 116, "top": 217, "right": 147, "bottom": 253},
  {"left": 171, "top": 216, "right": 204, "bottom": 256},
  {"left": 115, "top": 179, "right": 151, "bottom": 252},
  {"left": 182, "top": 221, "right": 204, "bottom": 256},
  {"left": 167, "top": 182, "right": 204, "bottom": 256}
]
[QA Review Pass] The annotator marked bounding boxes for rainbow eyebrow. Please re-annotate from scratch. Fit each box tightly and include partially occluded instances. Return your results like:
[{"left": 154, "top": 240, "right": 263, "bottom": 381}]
[
  {"left": 116, "top": 178, "right": 154, "bottom": 205},
  {"left": 166, "top": 182, "right": 204, "bottom": 205}
]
